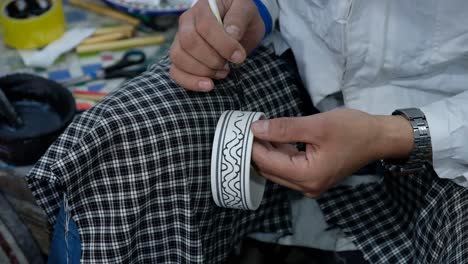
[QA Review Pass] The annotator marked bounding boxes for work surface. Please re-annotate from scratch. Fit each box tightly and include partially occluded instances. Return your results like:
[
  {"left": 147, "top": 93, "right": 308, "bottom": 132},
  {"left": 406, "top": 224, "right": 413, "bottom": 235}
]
[{"left": 0, "top": 0, "right": 173, "bottom": 95}]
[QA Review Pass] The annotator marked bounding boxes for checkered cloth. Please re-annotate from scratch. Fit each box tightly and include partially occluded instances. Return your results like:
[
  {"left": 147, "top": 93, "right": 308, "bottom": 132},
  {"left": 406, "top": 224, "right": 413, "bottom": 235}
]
[
  {"left": 318, "top": 169, "right": 468, "bottom": 263},
  {"left": 27, "top": 46, "right": 468, "bottom": 263},
  {"left": 26, "top": 47, "right": 307, "bottom": 263}
]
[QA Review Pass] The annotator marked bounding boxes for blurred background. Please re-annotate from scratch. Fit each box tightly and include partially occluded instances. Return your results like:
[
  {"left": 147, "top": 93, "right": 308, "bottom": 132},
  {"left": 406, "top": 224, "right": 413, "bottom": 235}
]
[{"left": 0, "top": 1, "right": 187, "bottom": 262}]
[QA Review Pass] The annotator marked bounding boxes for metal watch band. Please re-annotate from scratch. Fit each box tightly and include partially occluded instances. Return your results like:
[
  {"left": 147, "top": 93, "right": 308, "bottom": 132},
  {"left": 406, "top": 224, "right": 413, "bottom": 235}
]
[{"left": 381, "top": 108, "right": 433, "bottom": 175}]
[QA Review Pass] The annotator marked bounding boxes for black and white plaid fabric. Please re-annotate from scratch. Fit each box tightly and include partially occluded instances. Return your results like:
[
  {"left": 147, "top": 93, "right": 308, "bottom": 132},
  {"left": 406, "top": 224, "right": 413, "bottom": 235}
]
[
  {"left": 26, "top": 47, "right": 307, "bottom": 263},
  {"left": 318, "top": 169, "right": 468, "bottom": 263},
  {"left": 27, "top": 46, "right": 468, "bottom": 263}
]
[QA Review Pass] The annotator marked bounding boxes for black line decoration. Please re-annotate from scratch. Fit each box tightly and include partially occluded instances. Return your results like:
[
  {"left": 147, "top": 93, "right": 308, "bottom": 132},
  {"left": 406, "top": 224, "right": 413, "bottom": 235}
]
[
  {"left": 212, "top": 110, "right": 266, "bottom": 210},
  {"left": 220, "top": 113, "right": 245, "bottom": 208}
]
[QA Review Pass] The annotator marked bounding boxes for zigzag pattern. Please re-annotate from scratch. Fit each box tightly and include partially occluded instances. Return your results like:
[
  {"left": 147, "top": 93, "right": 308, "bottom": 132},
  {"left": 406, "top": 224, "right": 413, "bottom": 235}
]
[{"left": 220, "top": 113, "right": 245, "bottom": 208}]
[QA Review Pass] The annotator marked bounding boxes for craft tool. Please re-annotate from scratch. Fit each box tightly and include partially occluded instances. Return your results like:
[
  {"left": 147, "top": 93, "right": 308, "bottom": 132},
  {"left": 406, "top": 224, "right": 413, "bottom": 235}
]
[
  {"left": 69, "top": 0, "right": 139, "bottom": 26},
  {"left": 207, "top": 0, "right": 246, "bottom": 108},
  {"left": 76, "top": 35, "right": 165, "bottom": 54},
  {"left": 81, "top": 32, "right": 131, "bottom": 45},
  {"left": 0, "top": 89, "right": 23, "bottom": 128},
  {"left": 69, "top": 0, "right": 152, "bottom": 32},
  {"left": 93, "top": 25, "right": 135, "bottom": 36},
  {"left": 60, "top": 50, "right": 147, "bottom": 86}
]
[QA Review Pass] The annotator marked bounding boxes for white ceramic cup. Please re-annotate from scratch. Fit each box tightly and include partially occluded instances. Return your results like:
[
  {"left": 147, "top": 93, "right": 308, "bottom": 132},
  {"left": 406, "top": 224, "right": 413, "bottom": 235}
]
[{"left": 211, "top": 110, "right": 266, "bottom": 210}]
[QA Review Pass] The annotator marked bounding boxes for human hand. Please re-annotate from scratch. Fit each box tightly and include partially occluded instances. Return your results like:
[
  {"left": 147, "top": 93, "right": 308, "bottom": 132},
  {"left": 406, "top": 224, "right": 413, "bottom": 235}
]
[
  {"left": 170, "top": 0, "right": 265, "bottom": 91},
  {"left": 251, "top": 109, "right": 414, "bottom": 198}
]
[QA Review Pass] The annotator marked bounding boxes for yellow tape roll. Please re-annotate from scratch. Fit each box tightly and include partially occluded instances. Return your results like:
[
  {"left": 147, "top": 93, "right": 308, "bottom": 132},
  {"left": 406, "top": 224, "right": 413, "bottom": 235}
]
[{"left": 0, "top": 0, "right": 66, "bottom": 49}]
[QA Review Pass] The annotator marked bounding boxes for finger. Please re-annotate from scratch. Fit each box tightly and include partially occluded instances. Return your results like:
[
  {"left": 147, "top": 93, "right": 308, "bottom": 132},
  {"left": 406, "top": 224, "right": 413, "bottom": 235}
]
[
  {"left": 251, "top": 117, "right": 318, "bottom": 143},
  {"left": 271, "top": 142, "right": 300, "bottom": 156},
  {"left": 222, "top": 0, "right": 256, "bottom": 41},
  {"left": 257, "top": 170, "right": 304, "bottom": 192},
  {"left": 177, "top": 16, "right": 228, "bottom": 70},
  {"left": 171, "top": 38, "right": 230, "bottom": 80},
  {"left": 170, "top": 64, "right": 214, "bottom": 92},
  {"left": 254, "top": 140, "right": 301, "bottom": 162},
  {"left": 252, "top": 141, "right": 312, "bottom": 181},
  {"left": 195, "top": 3, "right": 246, "bottom": 64}
]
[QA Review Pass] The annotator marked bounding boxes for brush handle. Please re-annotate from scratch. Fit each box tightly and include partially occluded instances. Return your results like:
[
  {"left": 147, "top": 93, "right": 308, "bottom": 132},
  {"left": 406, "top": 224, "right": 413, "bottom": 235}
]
[
  {"left": 208, "top": 0, "right": 223, "bottom": 24},
  {"left": 93, "top": 25, "right": 135, "bottom": 36},
  {"left": 0, "top": 89, "right": 23, "bottom": 127},
  {"left": 69, "top": 0, "right": 140, "bottom": 26},
  {"left": 76, "top": 35, "right": 165, "bottom": 54},
  {"left": 81, "top": 32, "right": 130, "bottom": 45}
]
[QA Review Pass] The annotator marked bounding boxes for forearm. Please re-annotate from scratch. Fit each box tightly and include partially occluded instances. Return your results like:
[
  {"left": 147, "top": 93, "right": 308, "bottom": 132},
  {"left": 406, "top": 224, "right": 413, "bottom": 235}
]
[
  {"left": 372, "top": 91, "right": 468, "bottom": 187},
  {"left": 373, "top": 115, "right": 414, "bottom": 160}
]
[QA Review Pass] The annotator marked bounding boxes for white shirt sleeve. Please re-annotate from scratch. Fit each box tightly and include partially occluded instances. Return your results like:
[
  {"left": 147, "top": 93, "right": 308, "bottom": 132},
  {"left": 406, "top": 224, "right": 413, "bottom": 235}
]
[{"left": 421, "top": 90, "right": 468, "bottom": 187}]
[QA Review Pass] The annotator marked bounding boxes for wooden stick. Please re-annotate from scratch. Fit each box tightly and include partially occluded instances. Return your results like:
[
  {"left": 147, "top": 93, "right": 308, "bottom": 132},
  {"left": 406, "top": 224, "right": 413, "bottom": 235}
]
[
  {"left": 74, "top": 90, "right": 109, "bottom": 96},
  {"left": 69, "top": 0, "right": 140, "bottom": 26},
  {"left": 93, "top": 25, "right": 135, "bottom": 36},
  {"left": 73, "top": 94, "right": 106, "bottom": 102},
  {"left": 81, "top": 32, "right": 130, "bottom": 45},
  {"left": 76, "top": 35, "right": 166, "bottom": 54}
]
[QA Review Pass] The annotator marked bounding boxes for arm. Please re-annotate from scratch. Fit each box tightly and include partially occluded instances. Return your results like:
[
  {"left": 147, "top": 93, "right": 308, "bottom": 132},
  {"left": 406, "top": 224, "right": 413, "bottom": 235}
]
[
  {"left": 250, "top": 93, "right": 468, "bottom": 197},
  {"left": 250, "top": 109, "right": 415, "bottom": 197}
]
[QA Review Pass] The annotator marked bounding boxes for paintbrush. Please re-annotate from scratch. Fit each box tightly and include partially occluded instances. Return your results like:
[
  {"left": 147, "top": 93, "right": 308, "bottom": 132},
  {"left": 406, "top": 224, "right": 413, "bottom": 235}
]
[{"left": 0, "top": 89, "right": 23, "bottom": 128}]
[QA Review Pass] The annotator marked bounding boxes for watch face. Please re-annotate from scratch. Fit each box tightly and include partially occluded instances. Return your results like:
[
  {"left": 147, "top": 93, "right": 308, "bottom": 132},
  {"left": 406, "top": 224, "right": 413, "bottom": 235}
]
[{"left": 103, "top": 0, "right": 191, "bottom": 15}]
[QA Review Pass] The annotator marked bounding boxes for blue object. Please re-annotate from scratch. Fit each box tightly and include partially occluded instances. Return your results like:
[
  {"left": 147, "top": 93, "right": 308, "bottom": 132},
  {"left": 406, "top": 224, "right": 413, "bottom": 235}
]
[
  {"left": 48, "top": 203, "right": 82, "bottom": 264},
  {"left": 252, "top": 0, "right": 273, "bottom": 38},
  {"left": 88, "top": 83, "right": 106, "bottom": 92},
  {"left": 82, "top": 64, "right": 103, "bottom": 79},
  {"left": 102, "top": 0, "right": 190, "bottom": 16},
  {"left": 48, "top": 70, "right": 71, "bottom": 81}
]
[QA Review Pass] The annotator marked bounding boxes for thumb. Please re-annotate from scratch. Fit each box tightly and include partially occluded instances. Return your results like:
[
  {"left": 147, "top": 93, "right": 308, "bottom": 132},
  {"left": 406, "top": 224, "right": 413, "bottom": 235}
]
[
  {"left": 222, "top": 0, "right": 256, "bottom": 41},
  {"left": 251, "top": 117, "right": 315, "bottom": 143}
]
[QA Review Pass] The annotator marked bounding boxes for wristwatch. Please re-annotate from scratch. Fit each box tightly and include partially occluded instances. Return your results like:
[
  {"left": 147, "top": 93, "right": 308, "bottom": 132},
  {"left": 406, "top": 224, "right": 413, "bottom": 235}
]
[{"left": 381, "top": 108, "right": 433, "bottom": 175}]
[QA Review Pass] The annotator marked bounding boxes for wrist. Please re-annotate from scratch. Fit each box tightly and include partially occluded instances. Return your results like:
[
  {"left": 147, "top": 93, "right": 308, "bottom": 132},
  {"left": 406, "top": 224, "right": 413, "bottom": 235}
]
[{"left": 373, "top": 115, "right": 414, "bottom": 160}]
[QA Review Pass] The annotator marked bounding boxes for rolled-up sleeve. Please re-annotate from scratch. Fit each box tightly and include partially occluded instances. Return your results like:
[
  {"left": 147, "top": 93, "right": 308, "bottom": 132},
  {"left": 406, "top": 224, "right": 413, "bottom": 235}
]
[{"left": 421, "top": 90, "right": 468, "bottom": 187}]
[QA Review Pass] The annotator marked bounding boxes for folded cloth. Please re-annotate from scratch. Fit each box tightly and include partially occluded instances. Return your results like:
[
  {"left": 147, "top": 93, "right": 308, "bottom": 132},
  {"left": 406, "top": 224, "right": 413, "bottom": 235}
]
[
  {"left": 26, "top": 46, "right": 307, "bottom": 263},
  {"left": 318, "top": 168, "right": 468, "bottom": 263}
]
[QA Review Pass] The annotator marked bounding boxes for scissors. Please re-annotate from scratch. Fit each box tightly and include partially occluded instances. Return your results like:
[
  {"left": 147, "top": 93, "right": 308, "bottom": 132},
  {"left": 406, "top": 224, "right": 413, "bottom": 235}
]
[{"left": 60, "top": 50, "right": 147, "bottom": 87}]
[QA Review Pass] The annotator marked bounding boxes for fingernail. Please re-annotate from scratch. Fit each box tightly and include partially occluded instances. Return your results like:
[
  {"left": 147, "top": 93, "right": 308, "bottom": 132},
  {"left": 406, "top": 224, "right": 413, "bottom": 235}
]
[
  {"left": 223, "top": 63, "right": 230, "bottom": 71},
  {"left": 198, "top": 80, "right": 213, "bottom": 91},
  {"left": 252, "top": 120, "right": 269, "bottom": 134},
  {"left": 230, "top": 50, "right": 243, "bottom": 64},
  {"left": 225, "top": 25, "right": 241, "bottom": 39},
  {"left": 215, "top": 71, "right": 228, "bottom": 79}
]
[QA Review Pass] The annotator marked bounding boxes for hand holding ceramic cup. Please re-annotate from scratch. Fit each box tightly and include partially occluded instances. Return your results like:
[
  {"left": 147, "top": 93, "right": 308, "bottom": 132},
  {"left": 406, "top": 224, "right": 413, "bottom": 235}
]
[{"left": 211, "top": 111, "right": 266, "bottom": 210}]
